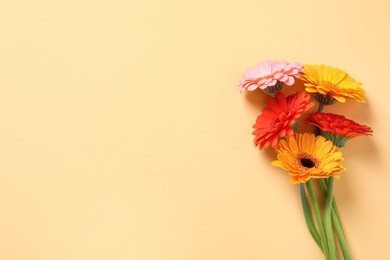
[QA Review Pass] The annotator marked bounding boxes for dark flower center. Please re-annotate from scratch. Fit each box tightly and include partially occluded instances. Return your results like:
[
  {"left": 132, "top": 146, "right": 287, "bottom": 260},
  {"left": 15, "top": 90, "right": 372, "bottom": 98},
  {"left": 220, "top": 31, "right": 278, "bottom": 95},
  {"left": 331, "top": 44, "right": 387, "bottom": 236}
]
[{"left": 300, "top": 158, "right": 315, "bottom": 168}]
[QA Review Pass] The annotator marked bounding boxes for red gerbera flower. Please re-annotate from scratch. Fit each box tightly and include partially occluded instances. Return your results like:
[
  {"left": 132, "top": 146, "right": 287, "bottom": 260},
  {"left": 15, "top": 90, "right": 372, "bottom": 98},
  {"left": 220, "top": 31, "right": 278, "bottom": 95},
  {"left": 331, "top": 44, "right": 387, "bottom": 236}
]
[
  {"left": 252, "top": 92, "right": 314, "bottom": 149},
  {"left": 306, "top": 112, "right": 373, "bottom": 147}
]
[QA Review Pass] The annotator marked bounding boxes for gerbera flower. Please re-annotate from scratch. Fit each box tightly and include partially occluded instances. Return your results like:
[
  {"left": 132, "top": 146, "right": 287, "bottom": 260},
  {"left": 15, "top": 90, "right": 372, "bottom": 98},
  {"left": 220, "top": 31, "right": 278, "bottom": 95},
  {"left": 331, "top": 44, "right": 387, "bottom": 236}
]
[
  {"left": 300, "top": 64, "right": 366, "bottom": 103},
  {"left": 306, "top": 112, "right": 373, "bottom": 147},
  {"left": 239, "top": 61, "right": 303, "bottom": 95},
  {"left": 272, "top": 133, "right": 345, "bottom": 184},
  {"left": 252, "top": 92, "right": 314, "bottom": 149}
]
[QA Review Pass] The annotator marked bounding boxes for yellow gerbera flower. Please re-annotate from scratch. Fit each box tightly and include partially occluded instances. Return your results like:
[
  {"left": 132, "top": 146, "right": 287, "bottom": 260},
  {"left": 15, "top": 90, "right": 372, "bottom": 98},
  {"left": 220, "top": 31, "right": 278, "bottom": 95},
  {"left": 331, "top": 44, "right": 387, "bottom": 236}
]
[
  {"left": 272, "top": 133, "right": 346, "bottom": 184},
  {"left": 301, "top": 64, "right": 366, "bottom": 103}
]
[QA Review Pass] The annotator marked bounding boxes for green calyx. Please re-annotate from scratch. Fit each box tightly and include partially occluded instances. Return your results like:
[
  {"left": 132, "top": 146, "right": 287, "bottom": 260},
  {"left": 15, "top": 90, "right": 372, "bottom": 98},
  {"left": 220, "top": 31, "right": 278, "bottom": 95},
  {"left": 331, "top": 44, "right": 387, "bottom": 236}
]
[
  {"left": 314, "top": 93, "right": 337, "bottom": 106},
  {"left": 322, "top": 131, "right": 351, "bottom": 148},
  {"left": 264, "top": 81, "right": 283, "bottom": 97},
  {"left": 291, "top": 122, "right": 299, "bottom": 133}
]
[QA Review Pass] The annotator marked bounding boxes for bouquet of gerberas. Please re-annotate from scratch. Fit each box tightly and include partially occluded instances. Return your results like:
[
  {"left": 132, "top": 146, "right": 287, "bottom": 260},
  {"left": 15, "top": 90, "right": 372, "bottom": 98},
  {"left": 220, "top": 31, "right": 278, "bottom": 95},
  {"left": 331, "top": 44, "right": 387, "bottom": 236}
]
[{"left": 239, "top": 61, "right": 373, "bottom": 260}]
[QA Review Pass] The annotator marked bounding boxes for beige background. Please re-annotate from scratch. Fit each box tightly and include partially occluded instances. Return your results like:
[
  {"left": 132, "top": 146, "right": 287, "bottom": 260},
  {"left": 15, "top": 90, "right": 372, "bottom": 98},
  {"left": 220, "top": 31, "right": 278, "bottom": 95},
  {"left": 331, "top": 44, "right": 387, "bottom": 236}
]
[{"left": 0, "top": 0, "right": 389, "bottom": 259}]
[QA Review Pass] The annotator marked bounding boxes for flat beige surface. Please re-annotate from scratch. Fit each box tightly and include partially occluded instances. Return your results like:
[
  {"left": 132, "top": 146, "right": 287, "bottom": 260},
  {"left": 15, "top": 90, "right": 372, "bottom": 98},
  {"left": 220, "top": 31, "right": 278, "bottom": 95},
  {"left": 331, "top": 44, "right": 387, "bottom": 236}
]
[{"left": 0, "top": 0, "right": 389, "bottom": 259}]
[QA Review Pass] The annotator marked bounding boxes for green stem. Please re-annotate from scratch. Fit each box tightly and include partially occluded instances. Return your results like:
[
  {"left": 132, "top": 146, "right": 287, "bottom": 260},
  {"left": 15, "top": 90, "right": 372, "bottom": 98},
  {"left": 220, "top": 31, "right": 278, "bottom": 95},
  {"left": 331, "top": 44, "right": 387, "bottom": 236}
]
[
  {"left": 300, "top": 184, "right": 323, "bottom": 251},
  {"left": 315, "top": 103, "right": 324, "bottom": 135},
  {"left": 332, "top": 212, "right": 352, "bottom": 260},
  {"left": 324, "top": 177, "right": 337, "bottom": 259},
  {"left": 318, "top": 179, "right": 342, "bottom": 230},
  {"left": 318, "top": 103, "right": 325, "bottom": 112},
  {"left": 306, "top": 180, "right": 330, "bottom": 259},
  {"left": 318, "top": 179, "right": 351, "bottom": 259}
]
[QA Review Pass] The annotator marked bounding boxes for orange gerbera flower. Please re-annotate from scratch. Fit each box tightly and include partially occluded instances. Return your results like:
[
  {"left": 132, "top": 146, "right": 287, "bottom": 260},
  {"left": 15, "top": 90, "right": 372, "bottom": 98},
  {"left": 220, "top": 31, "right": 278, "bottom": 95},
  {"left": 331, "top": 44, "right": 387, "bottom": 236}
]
[
  {"left": 300, "top": 64, "right": 366, "bottom": 103},
  {"left": 252, "top": 92, "right": 314, "bottom": 149},
  {"left": 272, "top": 133, "right": 345, "bottom": 184},
  {"left": 306, "top": 112, "right": 373, "bottom": 147}
]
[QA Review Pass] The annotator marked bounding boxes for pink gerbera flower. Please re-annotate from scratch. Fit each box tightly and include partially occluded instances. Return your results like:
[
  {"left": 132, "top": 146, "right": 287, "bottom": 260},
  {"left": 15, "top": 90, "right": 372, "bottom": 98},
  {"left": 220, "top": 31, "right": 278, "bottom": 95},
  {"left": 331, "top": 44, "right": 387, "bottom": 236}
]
[
  {"left": 252, "top": 91, "right": 314, "bottom": 149},
  {"left": 239, "top": 61, "right": 303, "bottom": 93}
]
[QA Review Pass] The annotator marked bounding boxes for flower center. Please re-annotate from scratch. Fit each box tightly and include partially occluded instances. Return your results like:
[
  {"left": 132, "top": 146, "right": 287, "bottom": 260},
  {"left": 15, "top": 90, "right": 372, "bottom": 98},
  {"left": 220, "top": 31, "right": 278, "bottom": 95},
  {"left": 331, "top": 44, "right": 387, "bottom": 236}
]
[{"left": 300, "top": 158, "right": 316, "bottom": 168}]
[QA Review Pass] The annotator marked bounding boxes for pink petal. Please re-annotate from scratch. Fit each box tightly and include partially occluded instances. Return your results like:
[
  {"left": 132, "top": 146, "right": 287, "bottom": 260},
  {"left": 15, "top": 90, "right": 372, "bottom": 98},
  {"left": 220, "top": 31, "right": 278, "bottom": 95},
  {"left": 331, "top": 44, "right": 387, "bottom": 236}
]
[{"left": 285, "top": 76, "right": 295, "bottom": 86}]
